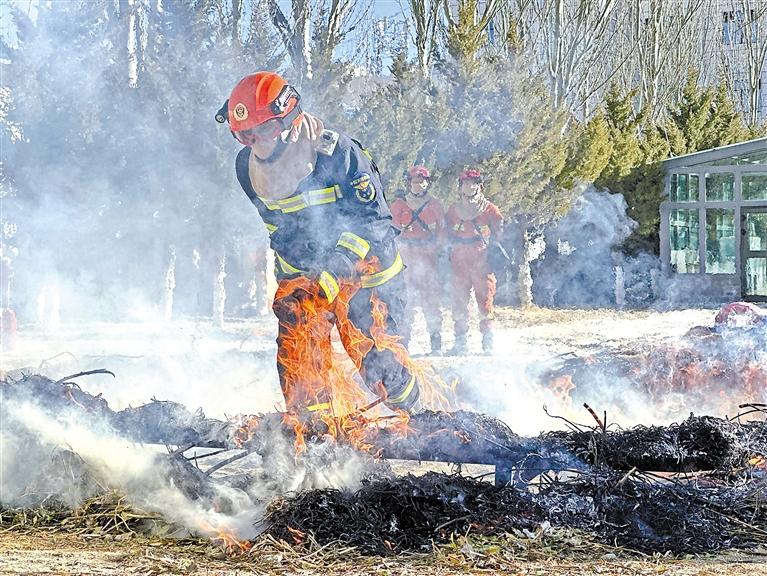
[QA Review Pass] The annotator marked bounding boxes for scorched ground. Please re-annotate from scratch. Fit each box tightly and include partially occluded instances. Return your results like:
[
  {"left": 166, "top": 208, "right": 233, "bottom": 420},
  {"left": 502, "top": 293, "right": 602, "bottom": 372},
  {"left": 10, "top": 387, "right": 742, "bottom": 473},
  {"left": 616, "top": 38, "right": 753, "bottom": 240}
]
[{"left": 2, "top": 306, "right": 767, "bottom": 575}]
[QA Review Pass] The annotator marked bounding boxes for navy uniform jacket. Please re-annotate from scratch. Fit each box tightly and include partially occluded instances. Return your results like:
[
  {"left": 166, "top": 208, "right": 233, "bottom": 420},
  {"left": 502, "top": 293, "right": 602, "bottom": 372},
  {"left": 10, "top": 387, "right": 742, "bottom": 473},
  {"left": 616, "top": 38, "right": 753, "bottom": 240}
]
[{"left": 235, "top": 129, "right": 402, "bottom": 302}]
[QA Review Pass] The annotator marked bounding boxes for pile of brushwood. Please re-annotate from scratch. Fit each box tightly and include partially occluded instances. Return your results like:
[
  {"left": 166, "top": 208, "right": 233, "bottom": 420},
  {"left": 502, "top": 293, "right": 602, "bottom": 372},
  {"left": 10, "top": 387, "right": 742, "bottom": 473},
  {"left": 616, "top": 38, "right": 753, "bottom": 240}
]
[
  {"left": 264, "top": 414, "right": 767, "bottom": 555},
  {"left": 263, "top": 467, "right": 767, "bottom": 555},
  {"left": 2, "top": 372, "right": 767, "bottom": 555}
]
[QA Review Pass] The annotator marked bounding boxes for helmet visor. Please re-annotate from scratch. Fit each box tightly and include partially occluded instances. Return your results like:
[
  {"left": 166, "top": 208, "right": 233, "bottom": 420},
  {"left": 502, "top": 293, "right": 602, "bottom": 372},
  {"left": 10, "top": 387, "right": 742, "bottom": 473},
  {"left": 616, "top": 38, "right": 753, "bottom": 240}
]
[{"left": 233, "top": 118, "right": 283, "bottom": 146}]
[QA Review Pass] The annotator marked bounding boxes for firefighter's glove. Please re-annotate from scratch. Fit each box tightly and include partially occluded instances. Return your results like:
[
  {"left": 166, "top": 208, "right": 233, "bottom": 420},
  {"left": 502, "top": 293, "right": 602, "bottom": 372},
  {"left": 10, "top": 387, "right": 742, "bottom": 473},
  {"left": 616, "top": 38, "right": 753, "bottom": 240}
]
[
  {"left": 273, "top": 293, "right": 303, "bottom": 325},
  {"left": 288, "top": 113, "right": 324, "bottom": 144}
]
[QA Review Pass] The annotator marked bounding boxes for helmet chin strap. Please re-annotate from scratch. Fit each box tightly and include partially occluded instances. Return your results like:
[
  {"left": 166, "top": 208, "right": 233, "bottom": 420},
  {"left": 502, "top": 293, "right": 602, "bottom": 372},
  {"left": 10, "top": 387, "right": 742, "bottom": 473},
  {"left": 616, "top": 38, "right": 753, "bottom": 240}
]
[
  {"left": 252, "top": 133, "right": 290, "bottom": 165},
  {"left": 463, "top": 189, "right": 483, "bottom": 204},
  {"left": 251, "top": 107, "right": 303, "bottom": 165}
]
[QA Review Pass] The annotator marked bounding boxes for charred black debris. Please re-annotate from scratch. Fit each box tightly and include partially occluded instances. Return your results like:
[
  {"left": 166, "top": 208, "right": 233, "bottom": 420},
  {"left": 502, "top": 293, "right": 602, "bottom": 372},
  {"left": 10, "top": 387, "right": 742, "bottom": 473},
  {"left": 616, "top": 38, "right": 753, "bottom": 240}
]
[{"left": 2, "top": 372, "right": 766, "bottom": 555}]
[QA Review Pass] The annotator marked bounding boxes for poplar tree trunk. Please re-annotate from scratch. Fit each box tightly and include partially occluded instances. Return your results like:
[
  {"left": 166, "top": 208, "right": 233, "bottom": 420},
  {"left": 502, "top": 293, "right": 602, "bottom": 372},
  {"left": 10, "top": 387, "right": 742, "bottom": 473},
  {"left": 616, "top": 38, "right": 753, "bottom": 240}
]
[
  {"left": 516, "top": 229, "right": 534, "bottom": 308},
  {"left": 213, "top": 250, "right": 227, "bottom": 327},
  {"left": 162, "top": 246, "right": 176, "bottom": 322}
]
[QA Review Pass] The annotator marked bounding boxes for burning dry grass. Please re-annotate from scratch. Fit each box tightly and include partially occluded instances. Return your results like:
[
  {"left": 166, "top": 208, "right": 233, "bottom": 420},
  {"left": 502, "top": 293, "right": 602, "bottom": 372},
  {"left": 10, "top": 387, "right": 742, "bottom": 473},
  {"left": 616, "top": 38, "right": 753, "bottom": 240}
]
[
  {"left": 2, "top": 459, "right": 767, "bottom": 571},
  {"left": 255, "top": 411, "right": 767, "bottom": 556},
  {"left": 3, "top": 309, "right": 767, "bottom": 572},
  {"left": 4, "top": 372, "right": 767, "bottom": 562},
  {"left": 538, "top": 318, "right": 767, "bottom": 423}
]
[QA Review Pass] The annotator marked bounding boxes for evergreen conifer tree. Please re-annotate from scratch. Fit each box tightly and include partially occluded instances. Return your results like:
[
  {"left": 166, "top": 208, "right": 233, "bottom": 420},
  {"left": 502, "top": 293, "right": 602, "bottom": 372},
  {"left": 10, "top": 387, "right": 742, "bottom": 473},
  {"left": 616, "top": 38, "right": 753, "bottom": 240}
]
[{"left": 558, "top": 112, "right": 613, "bottom": 190}]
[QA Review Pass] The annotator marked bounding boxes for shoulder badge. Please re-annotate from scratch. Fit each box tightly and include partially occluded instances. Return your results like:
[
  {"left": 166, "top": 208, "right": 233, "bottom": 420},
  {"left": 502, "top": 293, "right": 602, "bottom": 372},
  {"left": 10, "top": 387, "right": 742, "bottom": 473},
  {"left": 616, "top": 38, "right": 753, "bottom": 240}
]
[
  {"left": 351, "top": 173, "right": 376, "bottom": 203},
  {"left": 316, "top": 130, "right": 339, "bottom": 156}
]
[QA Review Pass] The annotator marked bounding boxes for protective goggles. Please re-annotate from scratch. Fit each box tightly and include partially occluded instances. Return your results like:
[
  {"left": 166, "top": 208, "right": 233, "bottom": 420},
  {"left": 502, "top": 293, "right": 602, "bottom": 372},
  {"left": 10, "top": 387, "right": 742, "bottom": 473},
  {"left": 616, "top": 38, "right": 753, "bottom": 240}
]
[
  {"left": 271, "top": 84, "right": 301, "bottom": 116},
  {"left": 233, "top": 118, "right": 284, "bottom": 146}
]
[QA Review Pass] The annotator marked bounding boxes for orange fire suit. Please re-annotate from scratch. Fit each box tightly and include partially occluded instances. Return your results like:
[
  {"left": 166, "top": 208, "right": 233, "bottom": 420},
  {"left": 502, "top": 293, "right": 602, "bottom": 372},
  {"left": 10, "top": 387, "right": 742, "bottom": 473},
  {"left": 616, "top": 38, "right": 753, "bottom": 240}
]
[
  {"left": 446, "top": 201, "right": 503, "bottom": 337},
  {"left": 390, "top": 195, "right": 446, "bottom": 342}
]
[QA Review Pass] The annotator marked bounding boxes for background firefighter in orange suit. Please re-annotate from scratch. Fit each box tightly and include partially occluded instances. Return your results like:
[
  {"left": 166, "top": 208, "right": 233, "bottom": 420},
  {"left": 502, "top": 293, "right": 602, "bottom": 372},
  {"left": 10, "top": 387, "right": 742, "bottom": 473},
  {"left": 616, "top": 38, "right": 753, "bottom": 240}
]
[
  {"left": 220, "top": 71, "right": 420, "bottom": 419},
  {"left": 390, "top": 166, "right": 446, "bottom": 355},
  {"left": 446, "top": 169, "right": 504, "bottom": 355}
]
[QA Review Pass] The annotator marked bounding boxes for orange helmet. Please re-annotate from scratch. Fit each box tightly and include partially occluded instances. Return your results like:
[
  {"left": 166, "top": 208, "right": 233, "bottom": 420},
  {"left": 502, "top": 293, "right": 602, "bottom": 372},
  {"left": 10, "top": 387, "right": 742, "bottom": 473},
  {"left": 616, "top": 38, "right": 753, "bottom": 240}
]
[
  {"left": 407, "top": 165, "right": 431, "bottom": 180},
  {"left": 459, "top": 168, "right": 483, "bottom": 183},
  {"left": 227, "top": 72, "right": 303, "bottom": 146}
]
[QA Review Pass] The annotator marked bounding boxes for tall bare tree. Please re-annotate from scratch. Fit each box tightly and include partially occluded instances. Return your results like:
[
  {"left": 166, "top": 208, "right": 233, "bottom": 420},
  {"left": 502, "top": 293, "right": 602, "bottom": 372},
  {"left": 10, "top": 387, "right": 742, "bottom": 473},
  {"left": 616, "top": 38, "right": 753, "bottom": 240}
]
[
  {"left": 527, "top": 0, "right": 620, "bottom": 113},
  {"left": 720, "top": 0, "right": 767, "bottom": 127},
  {"left": 267, "top": 0, "right": 312, "bottom": 80},
  {"left": 494, "top": 0, "right": 714, "bottom": 120},
  {"left": 313, "top": 0, "right": 363, "bottom": 67},
  {"left": 490, "top": 0, "right": 534, "bottom": 54},
  {"left": 267, "top": 0, "right": 364, "bottom": 82},
  {"left": 443, "top": 0, "right": 501, "bottom": 62},
  {"left": 632, "top": 0, "right": 707, "bottom": 120},
  {"left": 406, "top": 0, "right": 442, "bottom": 75}
]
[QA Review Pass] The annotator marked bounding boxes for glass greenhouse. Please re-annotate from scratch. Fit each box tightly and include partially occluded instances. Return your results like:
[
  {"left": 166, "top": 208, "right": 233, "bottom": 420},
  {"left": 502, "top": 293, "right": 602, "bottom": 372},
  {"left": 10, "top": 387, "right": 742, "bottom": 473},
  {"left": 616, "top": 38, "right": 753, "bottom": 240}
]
[{"left": 661, "top": 137, "right": 767, "bottom": 301}]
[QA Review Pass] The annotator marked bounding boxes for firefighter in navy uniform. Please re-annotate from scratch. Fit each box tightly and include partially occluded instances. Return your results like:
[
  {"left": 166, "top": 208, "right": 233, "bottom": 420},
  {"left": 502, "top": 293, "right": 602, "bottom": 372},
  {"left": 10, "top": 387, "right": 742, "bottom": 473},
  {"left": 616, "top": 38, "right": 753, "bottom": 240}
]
[{"left": 220, "top": 71, "right": 419, "bottom": 418}]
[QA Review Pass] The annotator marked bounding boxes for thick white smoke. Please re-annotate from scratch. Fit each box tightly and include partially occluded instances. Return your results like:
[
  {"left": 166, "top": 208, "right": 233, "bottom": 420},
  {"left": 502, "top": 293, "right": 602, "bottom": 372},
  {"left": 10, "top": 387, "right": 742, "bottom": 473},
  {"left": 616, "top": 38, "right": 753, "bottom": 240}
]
[
  {"left": 532, "top": 190, "right": 638, "bottom": 308},
  {"left": 0, "top": 374, "right": 381, "bottom": 541}
]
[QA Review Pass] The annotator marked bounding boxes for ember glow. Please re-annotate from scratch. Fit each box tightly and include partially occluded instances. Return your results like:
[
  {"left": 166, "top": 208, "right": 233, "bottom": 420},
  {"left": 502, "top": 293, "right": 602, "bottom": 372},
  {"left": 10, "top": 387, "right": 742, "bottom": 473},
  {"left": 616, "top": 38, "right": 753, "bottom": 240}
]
[
  {"left": 286, "top": 525, "right": 306, "bottom": 545},
  {"left": 538, "top": 315, "right": 767, "bottom": 424},
  {"left": 547, "top": 375, "right": 576, "bottom": 411},
  {"left": 198, "top": 519, "right": 254, "bottom": 555}
]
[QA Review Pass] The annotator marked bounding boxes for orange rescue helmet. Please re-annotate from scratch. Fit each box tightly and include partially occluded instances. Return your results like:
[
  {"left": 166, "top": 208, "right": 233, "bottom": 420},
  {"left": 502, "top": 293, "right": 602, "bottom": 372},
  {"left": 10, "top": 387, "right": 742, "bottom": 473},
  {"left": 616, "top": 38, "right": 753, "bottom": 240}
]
[
  {"left": 407, "top": 165, "right": 431, "bottom": 180},
  {"left": 459, "top": 168, "right": 483, "bottom": 184},
  {"left": 227, "top": 72, "right": 303, "bottom": 145}
]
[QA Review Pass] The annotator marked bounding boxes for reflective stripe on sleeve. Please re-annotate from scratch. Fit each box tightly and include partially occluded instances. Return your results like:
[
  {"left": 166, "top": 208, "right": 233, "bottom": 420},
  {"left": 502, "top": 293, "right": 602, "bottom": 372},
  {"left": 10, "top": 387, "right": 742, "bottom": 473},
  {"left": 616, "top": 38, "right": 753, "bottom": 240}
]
[
  {"left": 306, "top": 402, "right": 331, "bottom": 412},
  {"left": 258, "top": 186, "right": 340, "bottom": 214},
  {"left": 360, "top": 252, "right": 404, "bottom": 288},
  {"left": 276, "top": 253, "right": 305, "bottom": 275},
  {"left": 318, "top": 270, "right": 341, "bottom": 303},
  {"left": 336, "top": 232, "right": 370, "bottom": 260}
]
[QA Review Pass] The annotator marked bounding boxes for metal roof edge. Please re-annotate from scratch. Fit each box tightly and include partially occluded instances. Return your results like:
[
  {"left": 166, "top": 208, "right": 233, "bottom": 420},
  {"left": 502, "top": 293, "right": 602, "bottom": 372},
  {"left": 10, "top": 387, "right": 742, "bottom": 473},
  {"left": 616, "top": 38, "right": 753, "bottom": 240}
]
[{"left": 662, "top": 137, "right": 767, "bottom": 169}]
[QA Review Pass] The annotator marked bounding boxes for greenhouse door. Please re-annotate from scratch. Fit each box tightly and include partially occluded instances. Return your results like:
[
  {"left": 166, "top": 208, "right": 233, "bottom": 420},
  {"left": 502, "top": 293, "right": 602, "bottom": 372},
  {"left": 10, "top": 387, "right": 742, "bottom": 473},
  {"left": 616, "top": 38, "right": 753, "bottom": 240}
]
[{"left": 741, "top": 208, "right": 767, "bottom": 301}]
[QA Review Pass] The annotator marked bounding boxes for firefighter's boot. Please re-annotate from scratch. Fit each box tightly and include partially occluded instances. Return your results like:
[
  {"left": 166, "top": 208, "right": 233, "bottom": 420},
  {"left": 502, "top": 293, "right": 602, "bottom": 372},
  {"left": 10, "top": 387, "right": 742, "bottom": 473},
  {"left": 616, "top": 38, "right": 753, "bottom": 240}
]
[
  {"left": 447, "top": 333, "right": 468, "bottom": 356},
  {"left": 292, "top": 404, "right": 332, "bottom": 439},
  {"left": 430, "top": 332, "right": 442, "bottom": 356},
  {"left": 384, "top": 373, "right": 421, "bottom": 413},
  {"left": 482, "top": 331, "right": 494, "bottom": 355}
]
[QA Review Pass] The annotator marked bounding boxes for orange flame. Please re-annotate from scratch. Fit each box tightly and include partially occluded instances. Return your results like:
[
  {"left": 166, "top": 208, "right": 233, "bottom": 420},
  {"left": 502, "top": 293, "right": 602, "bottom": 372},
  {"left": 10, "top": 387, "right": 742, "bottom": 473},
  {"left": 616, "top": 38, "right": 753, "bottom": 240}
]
[
  {"left": 602, "top": 335, "right": 767, "bottom": 418},
  {"left": 233, "top": 416, "right": 260, "bottom": 449},
  {"left": 264, "top": 262, "right": 456, "bottom": 456},
  {"left": 198, "top": 519, "right": 253, "bottom": 555},
  {"left": 453, "top": 430, "right": 471, "bottom": 444},
  {"left": 286, "top": 526, "right": 306, "bottom": 544},
  {"left": 549, "top": 375, "right": 576, "bottom": 410}
]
